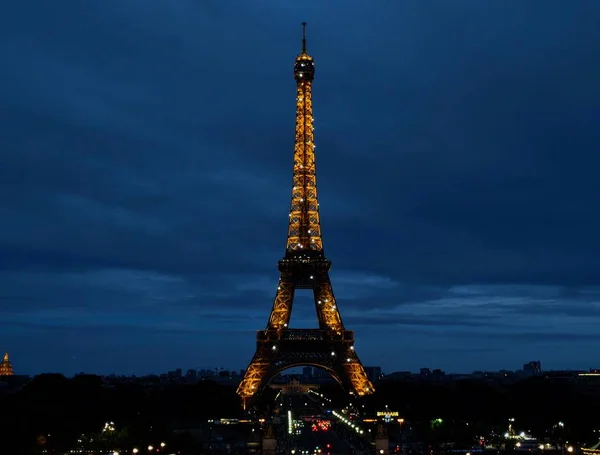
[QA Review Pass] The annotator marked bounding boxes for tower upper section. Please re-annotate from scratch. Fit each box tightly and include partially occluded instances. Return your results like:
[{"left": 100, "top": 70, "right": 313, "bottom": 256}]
[
  {"left": 294, "top": 22, "right": 315, "bottom": 82},
  {"left": 285, "top": 22, "right": 324, "bottom": 255}
]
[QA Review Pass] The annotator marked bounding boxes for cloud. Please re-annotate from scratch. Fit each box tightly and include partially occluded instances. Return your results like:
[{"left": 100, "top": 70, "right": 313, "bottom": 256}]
[{"left": 343, "top": 312, "right": 499, "bottom": 328}]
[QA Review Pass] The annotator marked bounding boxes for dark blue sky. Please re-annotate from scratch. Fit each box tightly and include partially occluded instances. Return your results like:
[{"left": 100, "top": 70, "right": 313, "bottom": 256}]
[{"left": 2, "top": 1, "right": 600, "bottom": 376}]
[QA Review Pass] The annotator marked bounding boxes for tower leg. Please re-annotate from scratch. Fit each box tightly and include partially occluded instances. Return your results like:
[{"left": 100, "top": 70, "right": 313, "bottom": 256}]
[{"left": 237, "top": 353, "right": 271, "bottom": 407}]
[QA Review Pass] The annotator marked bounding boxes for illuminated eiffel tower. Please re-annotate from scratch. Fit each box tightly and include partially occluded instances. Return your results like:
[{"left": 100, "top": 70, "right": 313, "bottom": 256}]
[{"left": 236, "top": 23, "right": 374, "bottom": 409}]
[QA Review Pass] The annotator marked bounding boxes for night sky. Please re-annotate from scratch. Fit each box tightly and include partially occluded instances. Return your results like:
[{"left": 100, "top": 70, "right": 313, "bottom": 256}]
[{"left": 2, "top": 1, "right": 600, "bottom": 376}]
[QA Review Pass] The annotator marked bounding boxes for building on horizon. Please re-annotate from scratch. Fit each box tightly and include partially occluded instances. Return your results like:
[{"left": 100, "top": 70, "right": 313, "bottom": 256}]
[
  {"left": 186, "top": 369, "right": 197, "bottom": 380},
  {"left": 0, "top": 352, "right": 14, "bottom": 376},
  {"left": 364, "top": 366, "right": 383, "bottom": 383},
  {"left": 523, "top": 361, "right": 542, "bottom": 376},
  {"left": 302, "top": 366, "right": 313, "bottom": 379}
]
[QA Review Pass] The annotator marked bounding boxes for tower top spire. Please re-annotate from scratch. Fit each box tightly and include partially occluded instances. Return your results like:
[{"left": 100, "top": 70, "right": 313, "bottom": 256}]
[
  {"left": 294, "top": 22, "right": 314, "bottom": 81},
  {"left": 302, "top": 22, "right": 307, "bottom": 53},
  {"left": 3, "top": 352, "right": 7, "bottom": 362}
]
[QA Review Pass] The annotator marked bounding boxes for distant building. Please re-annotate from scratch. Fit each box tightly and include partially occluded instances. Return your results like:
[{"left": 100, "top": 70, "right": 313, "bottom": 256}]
[
  {"left": 269, "top": 378, "right": 319, "bottom": 395},
  {"left": 523, "top": 361, "right": 542, "bottom": 376},
  {"left": 420, "top": 368, "right": 432, "bottom": 379},
  {"left": 0, "top": 352, "right": 14, "bottom": 376},
  {"left": 302, "top": 366, "right": 313, "bottom": 379},
  {"left": 186, "top": 369, "right": 197, "bottom": 380},
  {"left": 431, "top": 369, "right": 446, "bottom": 380},
  {"left": 383, "top": 371, "right": 413, "bottom": 381},
  {"left": 364, "top": 366, "right": 382, "bottom": 383},
  {"left": 313, "top": 368, "right": 328, "bottom": 379},
  {"left": 197, "top": 369, "right": 215, "bottom": 378}
]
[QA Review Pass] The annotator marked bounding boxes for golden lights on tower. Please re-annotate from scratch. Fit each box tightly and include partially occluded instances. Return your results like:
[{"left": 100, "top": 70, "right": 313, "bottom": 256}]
[
  {"left": 287, "top": 22, "right": 322, "bottom": 253},
  {"left": 236, "top": 23, "right": 374, "bottom": 408}
]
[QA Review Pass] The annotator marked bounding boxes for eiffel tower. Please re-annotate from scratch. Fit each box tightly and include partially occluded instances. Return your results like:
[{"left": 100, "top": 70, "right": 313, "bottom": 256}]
[{"left": 236, "top": 23, "right": 375, "bottom": 408}]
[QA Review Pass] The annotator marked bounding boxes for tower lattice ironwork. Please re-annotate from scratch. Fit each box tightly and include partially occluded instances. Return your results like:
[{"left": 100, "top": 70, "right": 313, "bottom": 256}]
[{"left": 236, "top": 23, "right": 374, "bottom": 408}]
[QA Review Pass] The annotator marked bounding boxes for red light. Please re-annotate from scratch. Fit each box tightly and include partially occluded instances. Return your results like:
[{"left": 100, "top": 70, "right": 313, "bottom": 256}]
[{"left": 327, "top": 444, "right": 331, "bottom": 448}]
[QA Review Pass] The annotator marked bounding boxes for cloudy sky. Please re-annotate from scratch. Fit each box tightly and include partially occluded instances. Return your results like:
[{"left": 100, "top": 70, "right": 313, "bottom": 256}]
[{"left": 2, "top": 1, "right": 600, "bottom": 376}]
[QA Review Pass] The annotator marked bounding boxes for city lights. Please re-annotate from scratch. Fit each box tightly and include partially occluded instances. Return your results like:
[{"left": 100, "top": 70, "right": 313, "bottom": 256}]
[{"left": 332, "top": 410, "right": 364, "bottom": 435}]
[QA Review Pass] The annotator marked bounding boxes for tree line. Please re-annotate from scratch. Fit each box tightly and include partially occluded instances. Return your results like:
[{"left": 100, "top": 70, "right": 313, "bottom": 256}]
[{"left": 0, "top": 374, "right": 598, "bottom": 453}]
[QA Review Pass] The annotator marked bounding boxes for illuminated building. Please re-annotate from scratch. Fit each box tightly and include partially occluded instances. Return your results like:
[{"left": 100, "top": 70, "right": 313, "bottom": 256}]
[
  {"left": 582, "top": 446, "right": 597, "bottom": 455},
  {"left": 269, "top": 378, "right": 319, "bottom": 395},
  {"left": 0, "top": 352, "right": 14, "bottom": 376},
  {"left": 236, "top": 23, "right": 374, "bottom": 408}
]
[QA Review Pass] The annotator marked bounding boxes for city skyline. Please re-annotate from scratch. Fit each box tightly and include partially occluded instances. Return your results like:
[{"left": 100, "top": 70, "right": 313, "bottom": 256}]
[
  {"left": 0, "top": 354, "right": 557, "bottom": 378},
  {"left": 2, "top": 1, "right": 600, "bottom": 376}
]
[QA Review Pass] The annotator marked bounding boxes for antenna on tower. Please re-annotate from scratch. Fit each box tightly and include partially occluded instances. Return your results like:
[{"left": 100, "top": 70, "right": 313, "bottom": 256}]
[{"left": 302, "top": 22, "right": 307, "bottom": 53}]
